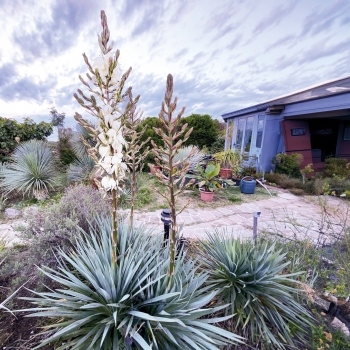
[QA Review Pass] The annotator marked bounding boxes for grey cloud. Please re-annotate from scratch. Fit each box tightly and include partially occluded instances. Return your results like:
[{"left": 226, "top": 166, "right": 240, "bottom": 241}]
[
  {"left": 301, "top": 0, "right": 350, "bottom": 36},
  {"left": 13, "top": 0, "right": 100, "bottom": 60},
  {"left": 253, "top": 2, "right": 297, "bottom": 35},
  {"left": 167, "top": 48, "right": 189, "bottom": 63},
  {"left": 0, "top": 63, "right": 18, "bottom": 86},
  {"left": 341, "top": 16, "right": 350, "bottom": 25},
  {"left": 0, "top": 75, "right": 57, "bottom": 102},
  {"left": 226, "top": 35, "right": 242, "bottom": 51},
  {"left": 298, "top": 36, "right": 350, "bottom": 64},
  {"left": 266, "top": 34, "right": 296, "bottom": 51},
  {"left": 186, "top": 52, "right": 206, "bottom": 66}
]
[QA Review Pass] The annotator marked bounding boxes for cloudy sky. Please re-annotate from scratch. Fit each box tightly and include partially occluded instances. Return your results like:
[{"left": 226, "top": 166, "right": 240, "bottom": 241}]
[{"left": 0, "top": 0, "right": 349, "bottom": 136}]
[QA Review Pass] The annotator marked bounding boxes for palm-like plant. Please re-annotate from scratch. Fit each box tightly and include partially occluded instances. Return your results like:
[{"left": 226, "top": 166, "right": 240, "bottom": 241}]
[
  {"left": 22, "top": 218, "right": 244, "bottom": 349},
  {"left": 199, "top": 231, "right": 313, "bottom": 349},
  {"left": 0, "top": 140, "right": 57, "bottom": 199}
]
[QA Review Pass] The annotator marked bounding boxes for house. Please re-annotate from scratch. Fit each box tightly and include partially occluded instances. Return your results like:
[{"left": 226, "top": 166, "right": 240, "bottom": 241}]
[{"left": 222, "top": 75, "right": 350, "bottom": 173}]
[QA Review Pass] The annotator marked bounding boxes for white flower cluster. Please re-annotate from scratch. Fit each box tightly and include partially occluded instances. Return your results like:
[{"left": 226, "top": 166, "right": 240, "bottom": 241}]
[
  {"left": 92, "top": 52, "right": 119, "bottom": 85},
  {"left": 92, "top": 53, "right": 127, "bottom": 191}
]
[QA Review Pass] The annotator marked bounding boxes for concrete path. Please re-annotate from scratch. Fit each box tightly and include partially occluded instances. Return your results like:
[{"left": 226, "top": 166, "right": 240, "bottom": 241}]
[
  {"left": 1, "top": 189, "right": 349, "bottom": 246},
  {"left": 132, "top": 191, "right": 349, "bottom": 245}
]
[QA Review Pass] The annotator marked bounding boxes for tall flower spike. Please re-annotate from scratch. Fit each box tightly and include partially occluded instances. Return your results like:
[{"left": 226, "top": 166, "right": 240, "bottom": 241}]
[{"left": 74, "top": 10, "right": 134, "bottom": 266}]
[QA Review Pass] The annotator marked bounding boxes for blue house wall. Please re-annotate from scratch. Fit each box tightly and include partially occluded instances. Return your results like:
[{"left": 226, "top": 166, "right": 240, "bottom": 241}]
[{"left": 223, "top": 90, "right": 350, "bottom": 173}]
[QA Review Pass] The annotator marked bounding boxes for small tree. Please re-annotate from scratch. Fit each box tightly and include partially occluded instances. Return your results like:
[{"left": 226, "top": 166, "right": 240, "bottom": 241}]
[{"left": 49, "top": 107, "right": 65, "bottom": 128}]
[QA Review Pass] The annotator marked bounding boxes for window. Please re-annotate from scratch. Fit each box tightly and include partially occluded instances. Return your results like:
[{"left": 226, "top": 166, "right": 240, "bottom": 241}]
[
  {"left": 243, "top": 116, "right": 254, "bottom": 153},
  {"left": 255, "top": 115, "right": 264, "bottom": 148},
  {"left": 235, "top": 118, "right": 245, "bottom": 151},
  {"left": 344, "top": 124, "right": 350, "bottom": 141}
]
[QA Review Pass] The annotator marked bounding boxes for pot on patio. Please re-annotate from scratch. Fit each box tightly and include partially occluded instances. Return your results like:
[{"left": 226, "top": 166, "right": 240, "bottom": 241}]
[
  {"left": 219, "top": 168, "right": 233, "bottom": 179},
  {"left": 199, "top": 188, "right": 215, "bottom": 202},
  {"left": 150, "top": 164, "right": 161, "bottom": 175}
]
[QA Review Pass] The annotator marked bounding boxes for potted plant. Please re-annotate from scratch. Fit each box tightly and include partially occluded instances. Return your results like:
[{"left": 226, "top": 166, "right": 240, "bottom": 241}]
[
  {"left": 214, "top": 149, "right": 242, "bottom": 180},
  {"left": 195, "top": 163, "right": 220, "bottom": 202}
]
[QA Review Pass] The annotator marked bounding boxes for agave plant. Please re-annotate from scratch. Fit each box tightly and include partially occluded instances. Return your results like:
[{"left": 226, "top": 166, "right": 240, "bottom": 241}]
[
  {"left": 199, "top": 231, "right": 313, "bottom": 349},
  {"left": 22, "top": 218, "right": 243, "bottom": 349},
  {"left": 0, "top": 140, "right": 57, "bottom": 199}
]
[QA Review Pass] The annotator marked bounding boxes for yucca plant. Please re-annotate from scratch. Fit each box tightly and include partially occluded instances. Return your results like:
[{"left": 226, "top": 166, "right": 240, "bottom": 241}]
[
  {"left": 173, "top": 145, "right": 205, "bottom": 172},
  {"left": 0, "top": 140, "right": 57, "bottom": 199},
  {"left": 22, "top": 218, "right": 244, "bottom": 349},
  {"left": 67, "top": 154, "right": 96, "bottom": 184},
  {"left": 199, "top": 231, "right": 313, "bottom": 349}
]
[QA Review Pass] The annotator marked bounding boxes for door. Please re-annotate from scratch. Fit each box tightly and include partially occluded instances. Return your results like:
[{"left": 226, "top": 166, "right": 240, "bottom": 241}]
[{"left": 281, "top": 120, "right": 312, "bottom": 168}]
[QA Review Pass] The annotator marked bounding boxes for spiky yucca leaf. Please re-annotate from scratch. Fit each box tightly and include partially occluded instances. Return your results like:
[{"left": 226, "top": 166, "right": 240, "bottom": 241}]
[
  {"left": 199, "top": 230, "right": 313, "bottom": 349},
  {"left": 67, "top": 155, "right": 96, "bottom": 183},
  {"left": 0, "top": 140, "right": 56, "bottom": 196},
  {"left": 22, "top": 219, "right": 244, "bottom": 349}
]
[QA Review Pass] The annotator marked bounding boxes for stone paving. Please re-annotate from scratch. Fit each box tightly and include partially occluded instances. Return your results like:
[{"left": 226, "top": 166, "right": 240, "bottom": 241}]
[
  {"left": 1, "top": 189, "right": 348, "bottom": 246},
  {"left": 132, "top": 190, "right": 349, "bottom": 244}
]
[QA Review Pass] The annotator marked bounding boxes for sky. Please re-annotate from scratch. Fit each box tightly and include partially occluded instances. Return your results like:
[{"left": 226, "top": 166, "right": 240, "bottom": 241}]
[{"left": 0, "top": 0, "right": 349, "bottom": 138}]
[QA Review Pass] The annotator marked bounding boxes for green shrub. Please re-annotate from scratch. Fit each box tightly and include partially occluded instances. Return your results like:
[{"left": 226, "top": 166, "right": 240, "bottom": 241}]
[
  {"left": 0, "top": 140, "right": 57, "bottom": 199},
  {"left": 289, "top": 188, "right": 305, "bottom": 196},
  {"left": 278, "top": 176, "right": 303, "bottom": 189},
  {"left": 199, "top": 231, "right": 313, "bottom": 349},
  {"left": 20, "top": 184, "right": 110, "bottom": 267},
  {"left": 323, "top": 158, "right": 349, "bottom": 178},
  {"left": 328, "top": 175, "right": 350, "bottom": 194},
  {"left": 273, "top": 153, "right": 303, "bottom": 178},
  {"left": 136, "top": 187, "right": 152, "bottom": 206},
  {"left": 23, "top": 219, "right": 244, "bottom": 349},
  {"left": 0, "top": 117, "right": 53, "bottom": 163},
  {"left": 264, "top": 172, "right": 287, "bottom": 185}
]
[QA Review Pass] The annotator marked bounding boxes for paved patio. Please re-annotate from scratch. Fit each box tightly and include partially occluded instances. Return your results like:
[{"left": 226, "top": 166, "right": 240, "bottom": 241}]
[
  {"left": 132, "top": 191, "right": 349, "bottom": 244},
  {"left": 1, "top": 189, "right": 349, "bottom": 246}
]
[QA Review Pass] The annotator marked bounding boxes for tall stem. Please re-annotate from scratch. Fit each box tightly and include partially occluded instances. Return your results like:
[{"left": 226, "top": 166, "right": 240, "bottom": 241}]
[
  {"left": 130, "top": 163, "right": 136, "bottom": 227},
  {"left": 168, "top": 117, "right": 176, "bottom": 276},
  {"left": 111, "top": 187, "right": 118, "bottom": 264}
]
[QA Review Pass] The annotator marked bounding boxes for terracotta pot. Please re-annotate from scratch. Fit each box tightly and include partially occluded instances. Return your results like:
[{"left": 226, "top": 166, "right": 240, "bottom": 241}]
[
  {"left": 219, "top": 168, "right": 233, "bottom": 179},
  {"left": 200, "top": 190, "right": 215, "bottom": 202},
  {"left": 150, "top": 165, "right": 161, "bottom": 175}
]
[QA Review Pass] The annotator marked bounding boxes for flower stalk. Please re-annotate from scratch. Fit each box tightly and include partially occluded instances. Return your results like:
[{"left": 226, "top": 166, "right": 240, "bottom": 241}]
[
  {"left": 73, "top": 10, "right": 134, "bottom": 266},
  {"left": 151, "top": 74, "right": 193, "bottom": 276}
]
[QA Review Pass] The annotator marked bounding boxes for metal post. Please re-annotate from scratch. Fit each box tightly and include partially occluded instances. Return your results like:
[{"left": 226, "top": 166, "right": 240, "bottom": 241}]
[
  {"left": 161, "top": 209, "right": 171, "bottom": 242},
  {"left": 253, "top": 211, "right": 261, "bottom": 244}
]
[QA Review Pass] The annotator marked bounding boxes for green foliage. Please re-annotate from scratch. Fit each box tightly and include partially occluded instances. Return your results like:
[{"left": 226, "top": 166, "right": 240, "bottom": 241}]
[
  {"left": 323, "top": 158, "right": 350, "bottom": 178},
  {"left": 23, "top": 218, "right": 243, "bottom": 349},
  {"left": 199, "top": 232, "right": 313, "bottom": 349},
  {"left": 20, "top": 184, "right": 111, "bottom": 267},
  {"left": 196, "top": 163, "right": 220, "bottom": 192},
  {"left": 273, "top": 152, "right": 303, "bottom": 178},
  {"left": 181, "top": 114, "right": 220, "bottom": 149},
  {"left": 57, "top": 127, "right": 77, "bottom": 166},
  {"left": 136, "top": 187, "right": 152, "bottom": 206},
  {"left": 213, "top": 149, "right": 242, "bottom": 173},
  {"left": 0, "top": 117, "right": 53, "bottom": 163},
  {"left": 0, "top": 140, "right": 57, "bottom": 199}
]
